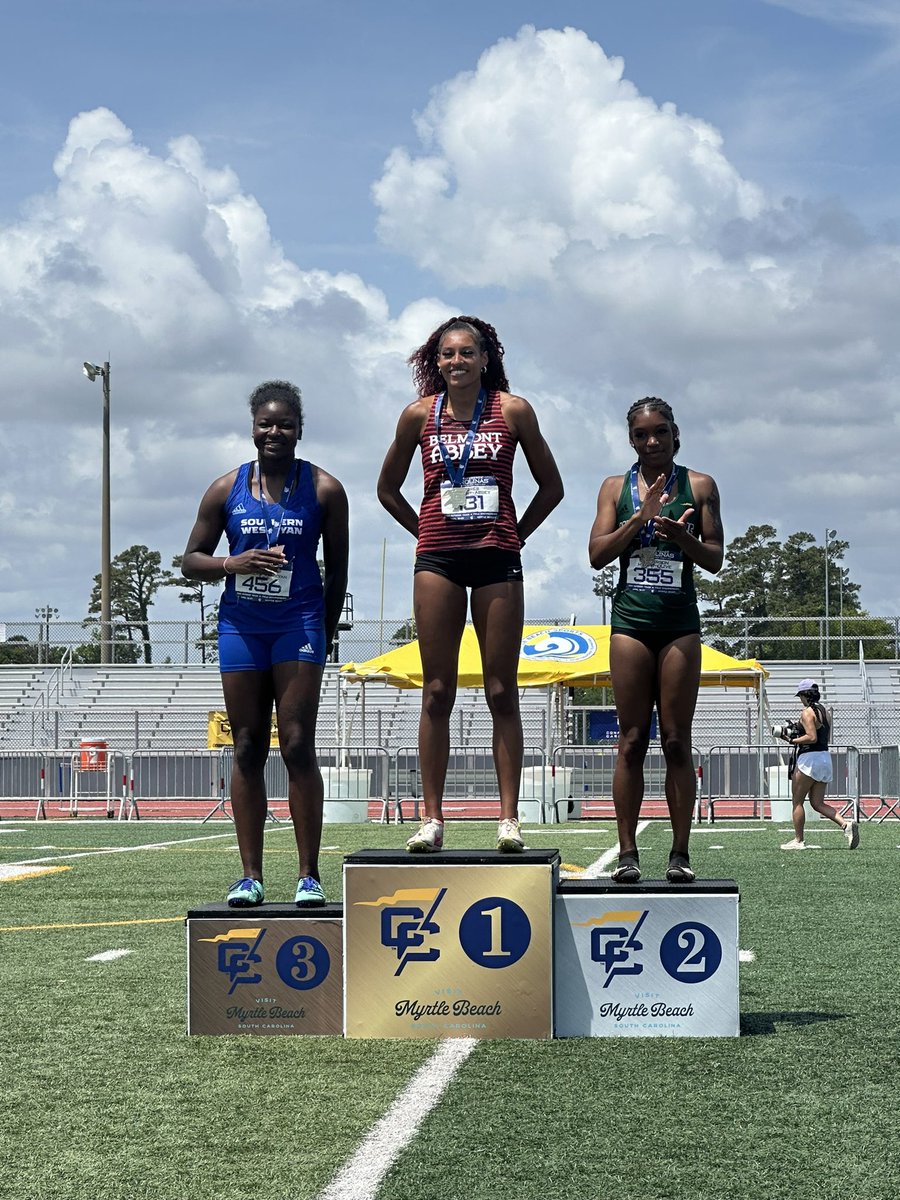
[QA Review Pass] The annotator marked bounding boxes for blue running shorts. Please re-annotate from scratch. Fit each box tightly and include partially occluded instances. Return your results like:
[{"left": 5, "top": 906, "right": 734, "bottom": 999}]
[{"left": 218, "top": 621, "right": 327, "bottom": 672}]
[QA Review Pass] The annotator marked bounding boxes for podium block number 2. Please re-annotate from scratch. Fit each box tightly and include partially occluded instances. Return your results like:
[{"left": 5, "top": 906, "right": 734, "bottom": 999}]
[
  {"left": 659, "top": 922, "right": 722, "bottom": 984},
  {"left": 458, "top": 897, "right": 532, "bottom": 968}
]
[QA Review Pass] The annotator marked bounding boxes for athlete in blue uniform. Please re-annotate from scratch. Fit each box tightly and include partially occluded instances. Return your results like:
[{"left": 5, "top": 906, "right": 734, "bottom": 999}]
[{"left": 183, "top": 380, "right": 349, "bottom": 907}]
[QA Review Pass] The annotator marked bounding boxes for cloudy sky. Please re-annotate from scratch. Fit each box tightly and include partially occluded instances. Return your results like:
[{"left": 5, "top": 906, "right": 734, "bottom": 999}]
[{"left": 2, "top": 0, "right": 900, "bottom": 632}]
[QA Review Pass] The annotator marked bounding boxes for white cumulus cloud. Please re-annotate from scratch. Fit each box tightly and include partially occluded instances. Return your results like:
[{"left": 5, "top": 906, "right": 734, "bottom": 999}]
[{"left": 374, "top": 26, "right": 764, "bottom": 287}]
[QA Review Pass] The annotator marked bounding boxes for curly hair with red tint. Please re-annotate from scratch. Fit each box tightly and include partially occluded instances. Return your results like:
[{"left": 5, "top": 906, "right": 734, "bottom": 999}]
[{"left": 408, "top": 315, "right": 510, "bottom": 397}]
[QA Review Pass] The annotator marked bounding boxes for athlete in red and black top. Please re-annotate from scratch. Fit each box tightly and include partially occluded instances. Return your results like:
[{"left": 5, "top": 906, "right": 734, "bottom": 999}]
[{"left": 378, "top": 316, "right": 563, "bottom": 854}]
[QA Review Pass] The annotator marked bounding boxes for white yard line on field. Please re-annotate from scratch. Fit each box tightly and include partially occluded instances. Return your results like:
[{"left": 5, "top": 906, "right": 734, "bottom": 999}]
[
  {"left": 581, "top": 818, "right": 650, "bottom": 878},
  {"left": 0, "top": 864, "right": 70, "bottom": 883},
  {"left": 11, "top": 830, "right": 252, "bottom": 867},
  {"left": 316, "top": 1038, "right": 477, "bottom": 1200},
  {"left": 85, "top": 948, "right": 133, "bottom": 962}
]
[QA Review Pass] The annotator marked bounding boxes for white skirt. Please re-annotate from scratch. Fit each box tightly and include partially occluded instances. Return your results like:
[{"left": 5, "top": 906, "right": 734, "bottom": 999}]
[{"left": 795, "top": 751, "right": 833, "bottom": 784}]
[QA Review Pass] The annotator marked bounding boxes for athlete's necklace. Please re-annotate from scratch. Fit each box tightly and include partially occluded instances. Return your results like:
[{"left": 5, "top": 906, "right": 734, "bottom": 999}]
[{"left": 640, "top": 464, "right": 674, "bottom": 490}]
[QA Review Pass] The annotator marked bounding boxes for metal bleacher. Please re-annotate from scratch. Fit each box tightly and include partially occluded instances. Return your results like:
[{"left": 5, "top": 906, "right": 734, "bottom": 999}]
[{"left": 2, "top": 658, "right": 900, "bottom": 755}]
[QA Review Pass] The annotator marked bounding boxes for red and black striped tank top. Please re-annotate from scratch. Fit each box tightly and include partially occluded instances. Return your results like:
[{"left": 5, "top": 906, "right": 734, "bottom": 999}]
[{"left": 416, "top": 390, "right": 520, "bottom": 554}]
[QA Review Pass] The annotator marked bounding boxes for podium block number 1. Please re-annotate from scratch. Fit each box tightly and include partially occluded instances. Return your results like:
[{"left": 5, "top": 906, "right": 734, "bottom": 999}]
[{"left": 459, "top": 897, "right": 532, "bottom": 968}]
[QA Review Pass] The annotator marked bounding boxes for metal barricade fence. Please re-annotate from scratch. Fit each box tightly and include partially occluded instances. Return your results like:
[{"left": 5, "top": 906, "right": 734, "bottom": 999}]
[
  {"left": 550, "top": 744, "right": 703, "bottom": 819},
  {"left": 0, "top": 749, "right": 128, "bottom": 819},
  {"left": 66, "top": 749, "right": 128, "bottom": 819},
  {"left": 4, "top": 743, "right": 889, "bottom": 824},
  {"left": 701, "top": 745, "right": 861, "bottom": 823},
  {"left": 872, "top": 745, "right": 900, "bottom": 820},
  {"left": 216, "top": 745, "right": 390, "bottom": 822},
  {"left": 0, "top": 749, "right": 56, "bottom": 820},
  {"left": 128, "top": 750, "right": 225, "bottom": 822},
  {"left": 388, "top": 745, "right": 548, "bottom": 824}
]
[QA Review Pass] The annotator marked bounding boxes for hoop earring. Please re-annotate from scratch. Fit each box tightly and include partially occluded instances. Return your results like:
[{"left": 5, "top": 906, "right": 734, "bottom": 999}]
[{"left": 481, "top": 365, "right": 486, "bottom": 374}]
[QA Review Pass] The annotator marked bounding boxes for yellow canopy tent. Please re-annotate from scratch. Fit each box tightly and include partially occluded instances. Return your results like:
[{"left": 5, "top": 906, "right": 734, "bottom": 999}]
[
  {"left": 342, "top": 624, "right": 768, "bottom": 752},
  {"left": 342, "top": 624, "right": 767, "bottom": 691}
]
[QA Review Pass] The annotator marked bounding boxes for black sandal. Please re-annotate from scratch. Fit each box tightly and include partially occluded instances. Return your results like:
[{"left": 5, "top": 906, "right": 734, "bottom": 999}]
[
  {"left": 666, "top": 852, "right": 696, "bottom": 883},
  {"left": 611, "top": 851, "right": 641, "bottom": 883}
]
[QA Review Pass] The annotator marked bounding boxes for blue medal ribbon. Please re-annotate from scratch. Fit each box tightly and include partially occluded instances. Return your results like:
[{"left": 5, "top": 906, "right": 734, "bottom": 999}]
[
  {"left": 434, "top": 389, "right": 487, "bottom": 486},
  {"left": 256, "top": 460, "right": 298, "bottom": 549},
  {"left": 629, "top": 461, "right": 678, "bottom": 549}
]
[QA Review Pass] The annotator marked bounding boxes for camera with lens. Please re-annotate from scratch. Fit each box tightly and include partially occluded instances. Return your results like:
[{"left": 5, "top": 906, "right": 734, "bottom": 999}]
[{"left": 771, "top": 720, "right": 803, "bottom": 743}]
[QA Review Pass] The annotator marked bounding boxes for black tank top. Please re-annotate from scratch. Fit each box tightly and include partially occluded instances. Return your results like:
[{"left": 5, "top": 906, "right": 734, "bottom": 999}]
[{"left": 798, "top": 703, "right": 829, "bottom": 754}]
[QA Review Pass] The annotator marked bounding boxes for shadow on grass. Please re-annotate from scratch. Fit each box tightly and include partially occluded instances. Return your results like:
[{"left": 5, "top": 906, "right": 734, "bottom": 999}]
[{"left": 740, "top": 1010, "right": 848, "bottom": 1036}]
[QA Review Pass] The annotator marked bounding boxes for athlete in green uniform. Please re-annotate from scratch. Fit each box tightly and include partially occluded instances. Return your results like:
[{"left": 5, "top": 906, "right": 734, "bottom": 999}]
[{"left": 589, "top": 398, "right": 724, "bottom": 883}]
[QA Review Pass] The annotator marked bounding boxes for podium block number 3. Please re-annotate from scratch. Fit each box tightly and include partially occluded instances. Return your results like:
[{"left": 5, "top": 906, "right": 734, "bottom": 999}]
[
  {"left": 276, "top": 936, "right": 331, "bottom": 990},
  {"left": 458, "top": 897, "right": 532, "bottom": 968}
]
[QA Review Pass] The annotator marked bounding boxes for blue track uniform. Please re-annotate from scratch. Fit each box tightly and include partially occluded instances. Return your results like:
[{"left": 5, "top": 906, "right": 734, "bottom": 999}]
[{"left": 218, "top": 460, "right": 326, "bottom": 670}]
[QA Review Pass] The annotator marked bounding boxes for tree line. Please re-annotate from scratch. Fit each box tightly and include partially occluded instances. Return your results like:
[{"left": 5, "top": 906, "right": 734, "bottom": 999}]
[
  {"left": 0, "top": 547, "right": 219, "bottom": 665},
  {"left": 3, "top": 525, "right": 895, "bottom": 665},
  {"left": 594, "top": 523, "right": 896, "bottom": 659}
]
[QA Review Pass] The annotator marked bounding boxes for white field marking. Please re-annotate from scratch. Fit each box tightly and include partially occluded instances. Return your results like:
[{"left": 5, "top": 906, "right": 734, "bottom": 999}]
[
  {"left": 0, "top": 864, "right": 70, "bottom": 883},
  {"left": 0, "top": 829, "right": 26, "bottom": 834},
  {"left": 581, "top": 819, "right": 650, "bottom": 879},
  {"left": 316, "top": 1038, "right": 477, "bottom": 1200},
  {"left": 739, "top": 950, "right": 756, "bottom": 964},
  {"left": 11, "top": 830, "right": 245, "bottom": 867},
  {"left": 85, "top": 949, "right": 133, "bottom": 963},
  {"left": 525, "top": 829, "right": 615, "bottom": 835},
  {"left": 696, "top": 828, "right": 769, "bottom": 834},
  {"left": 707, "top": 845, "right": 725, "bottom": 850}
]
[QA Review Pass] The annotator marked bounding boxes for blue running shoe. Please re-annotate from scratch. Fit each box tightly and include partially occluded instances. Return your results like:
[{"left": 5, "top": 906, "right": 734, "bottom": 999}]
[
  {"left": 295, "top": 876, "right": 326, "bottom": 907},
  {"left": 226, "top": 877, "right": 264, "bottom": 907}
]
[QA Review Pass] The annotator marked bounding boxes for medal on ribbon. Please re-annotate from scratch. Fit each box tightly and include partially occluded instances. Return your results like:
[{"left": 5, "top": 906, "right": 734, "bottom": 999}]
[{"left": 629, "top": 461, "right": 677, "bottom": 564}]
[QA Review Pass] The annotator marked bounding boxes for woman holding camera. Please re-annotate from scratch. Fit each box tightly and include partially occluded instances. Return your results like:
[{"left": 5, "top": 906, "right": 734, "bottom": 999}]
[{"left": 780, "top": 679, "right": 859, "bottom": 851}]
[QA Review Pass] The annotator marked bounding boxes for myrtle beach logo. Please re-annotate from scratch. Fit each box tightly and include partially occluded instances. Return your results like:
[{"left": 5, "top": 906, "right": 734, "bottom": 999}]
[
  {"left": 355, "top": 887, "right": 447, "bottom": 976},
  {"left": 520, "top": 629, "right": 596, "bottom": 662}
]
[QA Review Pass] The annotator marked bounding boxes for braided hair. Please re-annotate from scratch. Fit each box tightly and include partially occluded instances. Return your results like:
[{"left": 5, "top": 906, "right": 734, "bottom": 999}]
[
  {"left": 408, "top": 315, "right": 510, "bottom": 397},
  {"left": 627, "top": 396, "right": 680, "bottom": 454},
  {"left": 248, "top": 380, "right": 304, "bottom": 436}
]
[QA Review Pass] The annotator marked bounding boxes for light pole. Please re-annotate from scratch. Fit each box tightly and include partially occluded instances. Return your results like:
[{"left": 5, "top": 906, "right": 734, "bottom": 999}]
[
  {"left": 596, "top": 566, "right": 616, "bottom": 626},
  {"left": 596, "top": 566, "right": 616, "bottom": 705},
  {"left": 83, "top": 360, "right": 111, "bottom": 664},
  {"left": 34, "top": 605, "right": 58, "bottom": 665},
  {"left": 824, "top": 528, "right": 837, "bottom": 661}
]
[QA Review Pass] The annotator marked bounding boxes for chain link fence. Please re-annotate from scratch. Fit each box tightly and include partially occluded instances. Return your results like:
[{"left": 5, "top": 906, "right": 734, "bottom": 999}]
[{"left": 5, "top": 613, "right": 900, "bottom": 666}]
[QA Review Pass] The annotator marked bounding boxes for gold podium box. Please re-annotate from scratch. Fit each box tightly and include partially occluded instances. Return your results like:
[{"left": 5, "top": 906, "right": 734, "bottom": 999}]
[
  {"left": 186, "top": 903, "right": 343, "bottom": 1036},
  {"left": 343, "top": 849, "right": 559, "bottom": 1040}
]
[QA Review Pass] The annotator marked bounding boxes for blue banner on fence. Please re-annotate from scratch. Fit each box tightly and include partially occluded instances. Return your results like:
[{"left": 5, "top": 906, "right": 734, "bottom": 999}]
[{"left": 588, "top": 710, "right": 657, "bottom": 743}]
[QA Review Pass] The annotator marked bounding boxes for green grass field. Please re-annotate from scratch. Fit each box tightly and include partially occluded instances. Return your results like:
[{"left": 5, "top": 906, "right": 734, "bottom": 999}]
[{"left": 1, "top": 817, "right": 897, "bottom": 1200}]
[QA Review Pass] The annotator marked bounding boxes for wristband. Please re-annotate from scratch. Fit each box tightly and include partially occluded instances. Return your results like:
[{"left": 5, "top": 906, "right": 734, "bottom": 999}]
[{"left": 223, "top": 556, "right": 234, "bottom": 575}]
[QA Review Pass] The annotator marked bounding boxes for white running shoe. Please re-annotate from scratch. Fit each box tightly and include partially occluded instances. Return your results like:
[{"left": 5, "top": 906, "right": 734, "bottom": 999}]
[
  {"left": 844, "top": 820, "right": 860, "bottom": 849},
  {"left": 497, "top": 817, "right": 524, "bottom": 853},
  {"left": 406, "top": 818, "right": 444, "bottom": 854},
  {"left": 780, "top": 838, "right": 806, "bottom": 850}
]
